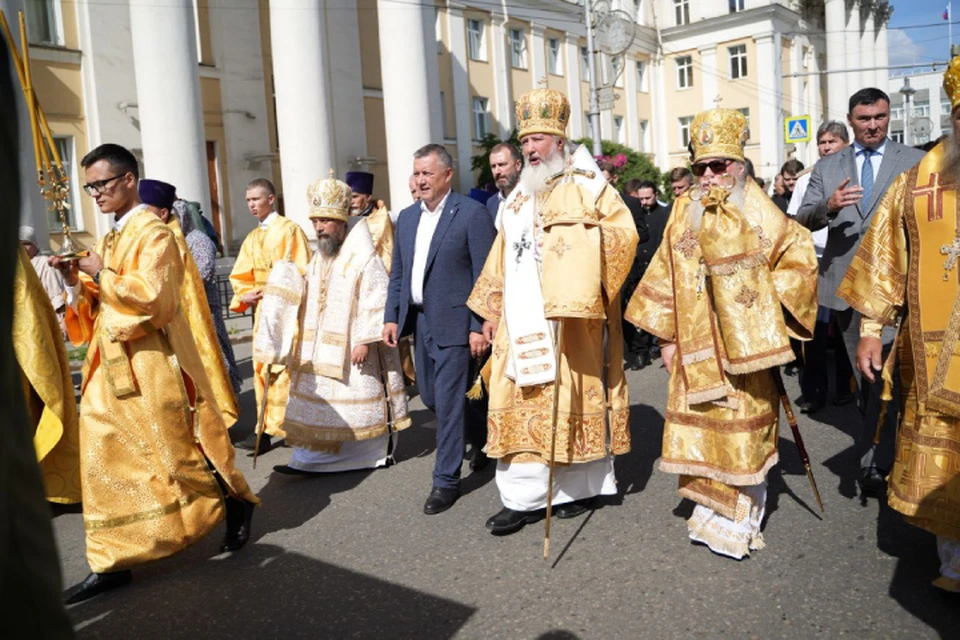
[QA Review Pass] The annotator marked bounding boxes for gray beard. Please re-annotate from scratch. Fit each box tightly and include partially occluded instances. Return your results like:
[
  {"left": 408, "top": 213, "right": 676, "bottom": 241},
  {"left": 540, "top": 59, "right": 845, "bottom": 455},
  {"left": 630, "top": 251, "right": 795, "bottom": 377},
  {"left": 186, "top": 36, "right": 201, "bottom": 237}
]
[
  {"left": 942, "top": 135, "right": 960, "bottom": 184},
  {"left": 686, "top": 174, "right": 748, "bottom": 233},
  {"left": 518, "top": 150, "right": 568, "bottom": 194},
  {"left": 318, "top": 235, "right": 343, "bottom": 258}
]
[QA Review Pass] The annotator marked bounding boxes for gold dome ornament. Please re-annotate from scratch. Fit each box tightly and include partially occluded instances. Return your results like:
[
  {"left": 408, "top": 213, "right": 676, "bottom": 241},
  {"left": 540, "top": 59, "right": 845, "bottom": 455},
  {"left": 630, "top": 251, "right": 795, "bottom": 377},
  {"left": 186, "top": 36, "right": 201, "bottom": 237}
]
[
  {"left": 307, "top": 170, "right": 352, "bottom": 222},
  {"left": 516, "top": 86, "right": 571, "bottom": 139},
  {"left": 689, "top": 108, "right": 749, "bottom": 164},
  {"left": 943, "top": 55, "right": 960, "bottom": 113}
]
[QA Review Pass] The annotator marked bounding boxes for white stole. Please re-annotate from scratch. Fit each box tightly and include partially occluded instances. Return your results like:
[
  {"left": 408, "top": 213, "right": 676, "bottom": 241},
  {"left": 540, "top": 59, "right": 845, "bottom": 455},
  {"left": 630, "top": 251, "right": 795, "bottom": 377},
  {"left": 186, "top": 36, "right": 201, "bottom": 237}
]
[{"left": 253, "top": 260, "right": 304, "bottom": 365}]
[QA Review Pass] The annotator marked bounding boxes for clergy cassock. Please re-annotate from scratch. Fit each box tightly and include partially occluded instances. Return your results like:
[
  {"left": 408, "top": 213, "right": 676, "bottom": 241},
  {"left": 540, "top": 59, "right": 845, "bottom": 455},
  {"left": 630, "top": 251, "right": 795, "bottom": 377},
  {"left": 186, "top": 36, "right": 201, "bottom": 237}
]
[
  {"left": 837, "top": 105, "right": 960, "bottom": 590},
  {"left": 229, "top": 211, "right": 311, "bottom": 438},
  {"left": 65, "top": 206, "right": 258, "bottom": 573},
  {"left": 626, "top": 107, "right": 818, "bottom": 559},
  {"left": 14, "top": 246, "right": 81, "bottom": 504},
  {"left": 254, "top": 175, "right": 410, "bottom": 472},
  {"left": 467, "top": 86, "right": 639, "bottom": 512}
]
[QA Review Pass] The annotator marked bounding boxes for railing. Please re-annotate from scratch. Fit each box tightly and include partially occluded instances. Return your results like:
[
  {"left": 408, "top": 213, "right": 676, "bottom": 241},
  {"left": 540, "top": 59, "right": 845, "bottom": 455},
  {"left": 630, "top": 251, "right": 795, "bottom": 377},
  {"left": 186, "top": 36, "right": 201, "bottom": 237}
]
[{"left": 216, "top": 274, "right": 254, "bottom": 329}]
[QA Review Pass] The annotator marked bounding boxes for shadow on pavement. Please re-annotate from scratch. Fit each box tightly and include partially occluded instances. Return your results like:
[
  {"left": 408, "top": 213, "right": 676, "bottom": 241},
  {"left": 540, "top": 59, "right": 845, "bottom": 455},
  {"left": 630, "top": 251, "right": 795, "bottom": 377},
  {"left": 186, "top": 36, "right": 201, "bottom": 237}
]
[
  {"left": 69, "top": 544, "right": 476, "bottom": 640},
  {"left": 612, "top": 402, "right": 664, "bottom": 499}
]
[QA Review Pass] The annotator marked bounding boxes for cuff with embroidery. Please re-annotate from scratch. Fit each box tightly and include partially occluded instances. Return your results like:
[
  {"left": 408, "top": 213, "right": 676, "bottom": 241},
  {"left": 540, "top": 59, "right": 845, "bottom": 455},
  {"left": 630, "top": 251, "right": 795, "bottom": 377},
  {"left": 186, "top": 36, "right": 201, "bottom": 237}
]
[{"left": 859, "top": 317, "right": 884, "bottom": 339}]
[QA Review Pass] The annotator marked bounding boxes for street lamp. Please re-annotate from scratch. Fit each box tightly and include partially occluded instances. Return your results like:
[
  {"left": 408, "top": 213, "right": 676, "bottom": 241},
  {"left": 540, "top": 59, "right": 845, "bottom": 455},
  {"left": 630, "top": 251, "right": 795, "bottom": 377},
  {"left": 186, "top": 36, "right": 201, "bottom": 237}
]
[{"left": 899, "top": 77, "right": 916, "bottom": 146}]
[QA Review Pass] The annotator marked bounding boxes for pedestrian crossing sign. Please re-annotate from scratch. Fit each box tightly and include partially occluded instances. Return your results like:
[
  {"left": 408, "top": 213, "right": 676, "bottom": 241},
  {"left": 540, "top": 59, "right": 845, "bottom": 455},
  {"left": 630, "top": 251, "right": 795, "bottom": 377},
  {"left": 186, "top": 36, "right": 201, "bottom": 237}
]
[{"left": 784, "top": 116, "right": 811, "bottom": 143}]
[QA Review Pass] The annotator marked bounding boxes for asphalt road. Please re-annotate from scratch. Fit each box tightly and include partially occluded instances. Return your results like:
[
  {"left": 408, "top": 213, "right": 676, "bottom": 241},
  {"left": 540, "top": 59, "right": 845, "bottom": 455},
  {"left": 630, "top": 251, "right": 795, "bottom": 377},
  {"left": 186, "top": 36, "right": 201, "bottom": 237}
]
[{"left": 55, "top": 343, "right": 958, "bottom": 639}]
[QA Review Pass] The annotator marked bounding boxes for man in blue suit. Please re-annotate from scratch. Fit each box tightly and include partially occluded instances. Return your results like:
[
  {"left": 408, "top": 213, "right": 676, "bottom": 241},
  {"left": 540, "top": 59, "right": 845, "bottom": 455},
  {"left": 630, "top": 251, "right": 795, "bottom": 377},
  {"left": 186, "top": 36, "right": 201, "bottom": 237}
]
[
  {"left": 486, "top": 142, "right": 522, "bottom": 226},
  {"left": 384, "top": 144, "right": 497, "bottom": 514}
]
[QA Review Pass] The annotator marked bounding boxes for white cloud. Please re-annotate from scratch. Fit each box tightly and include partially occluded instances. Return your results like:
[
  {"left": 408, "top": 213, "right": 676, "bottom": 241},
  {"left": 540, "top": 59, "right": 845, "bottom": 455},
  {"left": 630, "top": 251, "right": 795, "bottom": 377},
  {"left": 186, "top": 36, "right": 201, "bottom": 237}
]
[{"left": 887, "top": 28, "right": 928, "bottom": 67}]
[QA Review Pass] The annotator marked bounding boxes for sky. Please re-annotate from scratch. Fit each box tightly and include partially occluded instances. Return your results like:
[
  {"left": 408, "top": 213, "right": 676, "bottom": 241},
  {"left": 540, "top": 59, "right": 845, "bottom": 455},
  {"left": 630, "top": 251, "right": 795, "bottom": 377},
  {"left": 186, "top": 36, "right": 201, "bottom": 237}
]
[{"left": 887, "top": 0, "right": 957, "bottom": 69}]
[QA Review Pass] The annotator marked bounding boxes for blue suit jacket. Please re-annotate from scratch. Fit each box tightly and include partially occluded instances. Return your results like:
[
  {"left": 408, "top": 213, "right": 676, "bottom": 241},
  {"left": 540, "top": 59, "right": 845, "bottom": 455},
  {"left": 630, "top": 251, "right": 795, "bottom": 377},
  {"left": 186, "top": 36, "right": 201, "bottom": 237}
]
[
  {"left": 485, "top": 193, "right": 502, "bottom": 222},
  {"left": 385, "top": 190, "right": 496, "bottom": 347}
]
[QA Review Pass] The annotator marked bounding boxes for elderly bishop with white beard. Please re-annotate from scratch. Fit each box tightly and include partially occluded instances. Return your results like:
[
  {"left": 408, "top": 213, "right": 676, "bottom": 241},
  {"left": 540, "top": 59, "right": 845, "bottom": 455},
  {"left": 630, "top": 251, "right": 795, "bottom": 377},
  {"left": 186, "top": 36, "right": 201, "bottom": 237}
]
[
  {"left": 467, "top": 87, "right": 639, "bottom": 535},
  {"left": 255, "top": 174, "right": 411, "bottom": 475}
]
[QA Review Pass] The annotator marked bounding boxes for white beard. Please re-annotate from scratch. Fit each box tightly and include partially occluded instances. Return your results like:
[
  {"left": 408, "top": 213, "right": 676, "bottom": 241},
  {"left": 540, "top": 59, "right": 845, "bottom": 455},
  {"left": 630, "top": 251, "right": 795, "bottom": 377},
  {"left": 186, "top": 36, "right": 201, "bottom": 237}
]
[
  {"left": 686, "top": 173, "right": 748, "bottom": 233},
  {"left": 518, "top": 150, "right": 568, "bottom": 194}
]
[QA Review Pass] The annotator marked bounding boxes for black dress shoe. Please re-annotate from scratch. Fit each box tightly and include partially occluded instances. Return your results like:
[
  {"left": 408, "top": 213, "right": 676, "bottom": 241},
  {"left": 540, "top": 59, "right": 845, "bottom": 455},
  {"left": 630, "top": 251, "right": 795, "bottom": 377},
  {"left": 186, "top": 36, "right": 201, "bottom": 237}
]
[
  {"left": 800, "top": 398, "right": 826, "bottom": 415},
  {"left": 858, "top": 467, "right": 887, "bottom": 497},
  {"left": 64, "top": 570, "right": 132, "bottom": 605},
  {"left": 485, "top": 507, "right": 543, "bottom": 535},
  {"left": 237, "top": 433, "right": 272, "bottom": 453},
  {"left": 553, "top": 497, "right": 596, "bottom": 519},
  {"left": 220, "top": 497, "right": 255, "bottom": 552},
  {"left": 423, "top": 487, "right": 459, "bottom": 515},
  {"left": 470, "top": 450, "right": 491, "bottom": 472},
  {"left": 833, "top": 392, "right": 855, "bottom": 407}
]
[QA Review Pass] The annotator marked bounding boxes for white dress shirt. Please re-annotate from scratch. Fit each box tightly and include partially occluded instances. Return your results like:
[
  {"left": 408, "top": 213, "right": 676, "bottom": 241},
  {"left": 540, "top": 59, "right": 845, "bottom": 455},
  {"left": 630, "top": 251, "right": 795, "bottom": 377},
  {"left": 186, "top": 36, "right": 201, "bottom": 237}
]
[
  {"left": 259, "top": 211, "right": 279, "bottom": 228},
  {"left": 410, "top": 191, "right": 449, "bottom": 305},
  {"left": 853, "top": 138, "right": 887, "bottom": 186}
]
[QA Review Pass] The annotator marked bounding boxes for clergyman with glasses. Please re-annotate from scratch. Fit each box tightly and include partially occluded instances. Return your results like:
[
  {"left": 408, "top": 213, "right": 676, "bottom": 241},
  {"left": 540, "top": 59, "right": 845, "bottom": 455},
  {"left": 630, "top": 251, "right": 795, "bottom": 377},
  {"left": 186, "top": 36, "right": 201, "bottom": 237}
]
[{"left": 625, "top": 107, "right": 819, "bottom": 560}]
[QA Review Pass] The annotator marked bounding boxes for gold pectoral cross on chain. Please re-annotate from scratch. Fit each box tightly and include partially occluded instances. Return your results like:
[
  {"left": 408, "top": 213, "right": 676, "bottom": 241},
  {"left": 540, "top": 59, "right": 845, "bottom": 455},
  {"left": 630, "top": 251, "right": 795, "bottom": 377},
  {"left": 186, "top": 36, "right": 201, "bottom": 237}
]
[{"left": 942, "top": 235, "right": 960, "bottom": 281}]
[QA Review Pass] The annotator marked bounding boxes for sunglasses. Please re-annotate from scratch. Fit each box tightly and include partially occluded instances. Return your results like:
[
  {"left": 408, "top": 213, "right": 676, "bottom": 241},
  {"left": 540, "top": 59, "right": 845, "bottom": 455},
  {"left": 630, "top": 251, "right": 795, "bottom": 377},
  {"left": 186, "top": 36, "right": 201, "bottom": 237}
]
[{"left": 691, "top": 159, "right": 733, "bottom": 177}]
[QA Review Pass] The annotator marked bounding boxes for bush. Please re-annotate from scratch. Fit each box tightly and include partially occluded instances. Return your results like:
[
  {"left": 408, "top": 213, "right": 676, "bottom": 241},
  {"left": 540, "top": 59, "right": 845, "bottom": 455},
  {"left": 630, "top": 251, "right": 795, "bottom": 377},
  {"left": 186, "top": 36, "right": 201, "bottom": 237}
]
[{"left": 575, "top": 138, "right": 662, "bottom": 193}]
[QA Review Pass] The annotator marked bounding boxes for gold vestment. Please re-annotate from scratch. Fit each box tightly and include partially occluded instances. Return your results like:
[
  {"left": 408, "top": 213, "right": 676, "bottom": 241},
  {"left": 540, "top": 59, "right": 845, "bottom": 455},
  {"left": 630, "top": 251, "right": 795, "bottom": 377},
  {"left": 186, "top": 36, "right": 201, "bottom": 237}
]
[
  {"left": 14, "top": 246, "right": 81, "bottom": 504},
  {"left": 837, "top": 142, "right": 960, "bottom": 540},
  {"left": 467, "top": 162, "right": 639, "bottom": 465},
  {"left": 626, "top": 179, "right": 818, "bottom": 518},
  {"left": 66, "top": 209, "right": 258, "bottom": 573},
  {"left": 229, "top": 215, "right": 311, "bottom": 437},
  {"left": 365, "top": 201, "right": 395, "bottom": 276}
]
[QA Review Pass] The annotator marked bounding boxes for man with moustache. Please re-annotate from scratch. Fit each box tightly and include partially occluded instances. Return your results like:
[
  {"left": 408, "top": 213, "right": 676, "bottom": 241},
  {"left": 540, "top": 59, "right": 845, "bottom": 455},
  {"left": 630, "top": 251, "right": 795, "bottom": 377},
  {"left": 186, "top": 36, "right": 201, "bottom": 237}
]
[
  {"left": 229, "top": 178, "right": 311, "bottom": 452},
  {"left": 345, "top": 171, "right": 395, "bottom": 270},
  {"left": 466, "top": 87, "right": 639, "bottom": 535},
  {"left": 626, "top": 107, "right": 818, "bottom": 559},
  {"left": 256, "top": 174, "right": 410, "bottom": 474},
  {"left": 384, "top": 144, "right": 496, "bottom": 514},
  {"left": 836, "top": 57, "right": 960, "bottom": 592},
  {"left": 487, "top": 142, "right": 523, "bottom": 226}
]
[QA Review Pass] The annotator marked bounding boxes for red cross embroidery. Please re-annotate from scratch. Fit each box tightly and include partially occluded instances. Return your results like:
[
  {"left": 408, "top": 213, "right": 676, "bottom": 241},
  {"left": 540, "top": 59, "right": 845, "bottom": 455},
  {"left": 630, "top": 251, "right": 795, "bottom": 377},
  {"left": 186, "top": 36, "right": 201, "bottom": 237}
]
[{"left": 913, "top": 172, "right": 944, "bottom": 222}]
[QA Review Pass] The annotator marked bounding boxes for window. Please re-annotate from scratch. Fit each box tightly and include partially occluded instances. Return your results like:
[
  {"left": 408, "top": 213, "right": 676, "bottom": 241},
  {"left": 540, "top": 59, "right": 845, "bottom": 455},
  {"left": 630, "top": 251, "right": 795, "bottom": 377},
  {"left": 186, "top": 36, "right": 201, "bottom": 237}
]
[
  {"left": 890, "top": 130, "right": 904, "bottom": 143},
  {"left": 737, "top": 108, "right": 751, "bottom": 140},
  {"left": 24, "top": 0, "right": 61, "bottom": 46},
  {"left": 729, "top": 44, "right": 747, "bottom": 79},
  {"left": 472, "top": 97, "right": 489, "bottom": 138},
  {"left": 612, "top": 56, "right": 624, "bottom": 88},
  {"left": 674, "top": 0, "right": 690, "bottom": 26},
  {"left": 942, "top": 98, "right": 952, "bottom": 115},
  {"left": 548, "top": 38, "right": 562, "bottom": 75},
  {"left": 729, "top": 0, "right": 745, "bottom": 12},
  {"left": 580, "top": 46, "right": 590, "bottom": 79},
  {"left": 676, "top": 56, "right": 693, "bottom": 89},
  {"left": 467, "top": 19, "right": 486, "bottom": 61},
  {"left": 636, "top": 59, "right": 648, "bottom": 91},
  {"left": 510, "top": 28, "right": 527, "bottom": 69},
  {"left": 614, "top": 116, "right": 625, "bottom": 144},
  {"left": 639, "top": 119, "right": 650, "bottom": 152},
  {"left": 913, "top": 100, "right": 930, "bottom": 117},
  {"left": 891, "top": 106, "right": 904, "bottom": 120},
  {"left": 679, "top": 116, "right": 693, "bottom": 148},
  {"left": 51, "top": 137, "right": 78, "bottom": 230}
]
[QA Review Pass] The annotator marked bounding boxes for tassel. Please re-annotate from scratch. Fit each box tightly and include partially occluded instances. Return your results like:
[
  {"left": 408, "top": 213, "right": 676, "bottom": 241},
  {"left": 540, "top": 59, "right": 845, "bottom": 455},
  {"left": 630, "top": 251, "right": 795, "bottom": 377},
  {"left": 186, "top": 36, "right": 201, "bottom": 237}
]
[{"left": 465, "top": 374, "right": 485, "bottom": 400}]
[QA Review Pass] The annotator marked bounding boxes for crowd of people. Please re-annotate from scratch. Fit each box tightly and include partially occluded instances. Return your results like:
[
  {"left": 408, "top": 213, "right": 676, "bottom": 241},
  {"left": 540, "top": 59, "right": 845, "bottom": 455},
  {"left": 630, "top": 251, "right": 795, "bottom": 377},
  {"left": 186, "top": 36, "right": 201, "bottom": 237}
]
[{"left": 12, "top": 61, "right": 960, "bottom": 618}]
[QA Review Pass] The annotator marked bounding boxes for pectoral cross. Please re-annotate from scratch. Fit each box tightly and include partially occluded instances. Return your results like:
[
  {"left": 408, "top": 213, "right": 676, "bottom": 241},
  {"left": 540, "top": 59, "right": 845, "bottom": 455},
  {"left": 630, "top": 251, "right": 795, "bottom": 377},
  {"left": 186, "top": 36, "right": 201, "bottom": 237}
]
[
  {"left": 941, "top": 235, "right": 960, "bottom": 281},
  {"left": 513, "top": 228, "right": 531, "bottom": 265},
  {"left": 913, "top": 172, "right": 945, "bottom": 222}
]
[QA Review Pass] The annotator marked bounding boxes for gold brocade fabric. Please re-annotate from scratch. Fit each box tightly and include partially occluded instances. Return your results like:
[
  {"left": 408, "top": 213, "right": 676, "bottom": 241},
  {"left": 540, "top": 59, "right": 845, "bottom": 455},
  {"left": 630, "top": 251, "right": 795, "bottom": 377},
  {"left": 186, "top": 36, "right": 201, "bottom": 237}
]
[
  {"left": 625, "top": 180, "right": 818, "bottom": 487},
  {"left": 837, "top": 141, "right": 960, "bottom": 539},
  {"left": 13, "top": 247, "right": 81, "bottom": 504},
  {"left": 168, "top": 218, "right": 239, "bottom": 426},
  {"left": 229, "top": 216, "right": 311, "bottom": 436},
  {"left": 65, "top": 210, "right": 257, "bottom": 573},
  {"left": 467, "top": 183, "right": 638, "bottom": 464},
  {"left": 366, "top": 201, "right": 395, "bottom": 277}
]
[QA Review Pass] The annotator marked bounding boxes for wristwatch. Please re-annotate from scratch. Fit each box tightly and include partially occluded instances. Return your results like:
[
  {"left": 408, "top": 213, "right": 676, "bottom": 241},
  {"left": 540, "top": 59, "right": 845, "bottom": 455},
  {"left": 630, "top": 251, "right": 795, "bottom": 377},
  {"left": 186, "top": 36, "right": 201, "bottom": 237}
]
[{"left": 92, "top": 269, "right": 103, "bottom": 286}]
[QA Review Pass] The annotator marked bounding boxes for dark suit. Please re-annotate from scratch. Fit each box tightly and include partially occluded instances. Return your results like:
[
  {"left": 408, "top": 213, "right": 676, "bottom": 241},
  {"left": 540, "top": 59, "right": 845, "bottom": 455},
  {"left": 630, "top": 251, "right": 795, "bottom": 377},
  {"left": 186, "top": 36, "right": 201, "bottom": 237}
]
[
  {"left": 485, "top": 192, "right": 503, "bottom": 223},
  {"left": 621, "top": 194, "right": 653, "bottom": 362},
  {"left": 797, "top": 140, "right": 924, "bottom": 474},
  {"left": 385, "top": 190, "right": 496, "bottom": 489}
]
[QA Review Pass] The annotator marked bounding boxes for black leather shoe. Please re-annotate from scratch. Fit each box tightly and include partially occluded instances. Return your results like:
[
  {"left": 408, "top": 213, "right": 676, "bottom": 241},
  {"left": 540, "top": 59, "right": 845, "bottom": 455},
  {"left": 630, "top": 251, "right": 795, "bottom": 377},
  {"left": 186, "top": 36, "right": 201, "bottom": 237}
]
[
  {"left": 800, "top": 398, "right": 826, "bottom": 415},
  {"left": 64, "top": 570, "right": 132, "bottom": 605},
  {"left": 220, "top": 497, "right": 255, "bottom": 552},
  {"left": 858, "top": 467, "right": 887, "bottom": 497},
  {"left": 423, "top": 487, "right": 459, "bottom": 515},
  {"left": 470, "top": 450, "right": 491, "bottom": 472},
  {"left": 237, "top": 433, "right": 271, "bottom": 453},
  {"left": 554, "top": 498, "right": 596, "bottom": 520},
  {"left": 485, "top": 507, "right": 543, "bottom": 535}
]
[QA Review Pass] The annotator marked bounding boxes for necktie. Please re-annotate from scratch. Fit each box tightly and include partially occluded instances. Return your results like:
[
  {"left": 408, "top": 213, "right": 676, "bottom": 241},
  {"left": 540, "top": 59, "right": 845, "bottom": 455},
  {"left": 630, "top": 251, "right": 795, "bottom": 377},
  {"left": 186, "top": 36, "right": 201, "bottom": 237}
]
[{"left": 860, "top": 148, "right": 875, "bottom": 205}]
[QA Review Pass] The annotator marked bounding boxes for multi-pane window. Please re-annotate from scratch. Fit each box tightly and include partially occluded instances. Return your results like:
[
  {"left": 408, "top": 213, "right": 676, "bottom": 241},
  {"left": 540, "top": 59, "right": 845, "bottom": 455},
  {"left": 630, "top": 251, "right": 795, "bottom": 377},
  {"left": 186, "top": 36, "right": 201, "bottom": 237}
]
[
  {"left": 941, "top": 99, "right": 952, "bottom": 115},
  {"left": 548, "top": 38, "right": 562, "bottom": 75},
  {"left": 674, "top": 0, "right": 690, "bottom": 25},
  {"left": 510, "top": 28, "right": 527, "bottom": 69},
  {"left": 614, "top": 116, "right": 625, "bottom": 144},
  {"left": 890, "top": 130, "right": 904, "bottom": 143},
  {"left": 737, "top": 108, "right": 751, "bottom": 140},
  {"left": 639, "top": 120, "right": 650, "bottom": 152},
  {"left": 729, "top": 0, "right": 745, "bottom": 12},
  {"left": 51, "top": 137, "right": 78, "bottom": 230},
  {"left": 580, "top": 46, "right": 590, "bottom": 79},
  {"left": 676, "top": 55, "right": 693, "bottom": 89},
  {"left": 24, "top": 0, "right": 61, "bottom": 46},
  {"left": 636, "top": 59, "right": 648, "bottom": 91},
  {"left": 679, "top": 116, "right": 693, "bottom": 148},
  {"left": 890, "top": 106, "right": 904, "bottom": 120},
  {"left": 473, "top": 97, "right": 489, "bottom": 138},
  {"left": 467, "top": 19, "right": 486, "bottom": 61},
  {"left": 913, "top": 100, "right": 930, "bottom": 117},
  {"left": 729, "top": 44, "right": 747, "bottom": 79}
]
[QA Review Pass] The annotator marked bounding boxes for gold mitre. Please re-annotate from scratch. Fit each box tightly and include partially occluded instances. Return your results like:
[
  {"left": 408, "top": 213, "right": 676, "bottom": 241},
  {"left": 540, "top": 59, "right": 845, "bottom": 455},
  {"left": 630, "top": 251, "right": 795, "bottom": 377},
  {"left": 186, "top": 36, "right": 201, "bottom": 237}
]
[
  {"left": 516, "top": 87, "right": 570, "bottom": 138},
  {"left": 690, "top": 108, "right": 749, "bottom": 163},
  {"left": 307, "top": 170, "right": 351, "bottom": 222},
  {"left": 944, "top": 55, "right": 960, "bottom": 113}
]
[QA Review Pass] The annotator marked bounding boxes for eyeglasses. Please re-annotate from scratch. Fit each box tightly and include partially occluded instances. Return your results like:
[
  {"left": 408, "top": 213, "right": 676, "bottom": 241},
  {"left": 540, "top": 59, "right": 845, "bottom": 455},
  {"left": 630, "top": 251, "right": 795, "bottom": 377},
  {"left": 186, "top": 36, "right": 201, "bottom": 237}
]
[
  {"left": 691, "top": 159, "right": 733, "bottom": 177},
  {"left": 82, "top": 173, "right": 127, "bottom": 196}
]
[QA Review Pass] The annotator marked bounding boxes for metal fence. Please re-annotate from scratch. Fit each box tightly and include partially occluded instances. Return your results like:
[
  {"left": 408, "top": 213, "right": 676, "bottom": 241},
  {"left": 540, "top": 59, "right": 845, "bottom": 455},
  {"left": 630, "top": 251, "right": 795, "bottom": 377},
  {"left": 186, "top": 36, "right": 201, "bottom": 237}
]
[{"left": 216, "top": 274, "right": 254, "bottom": 330}]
